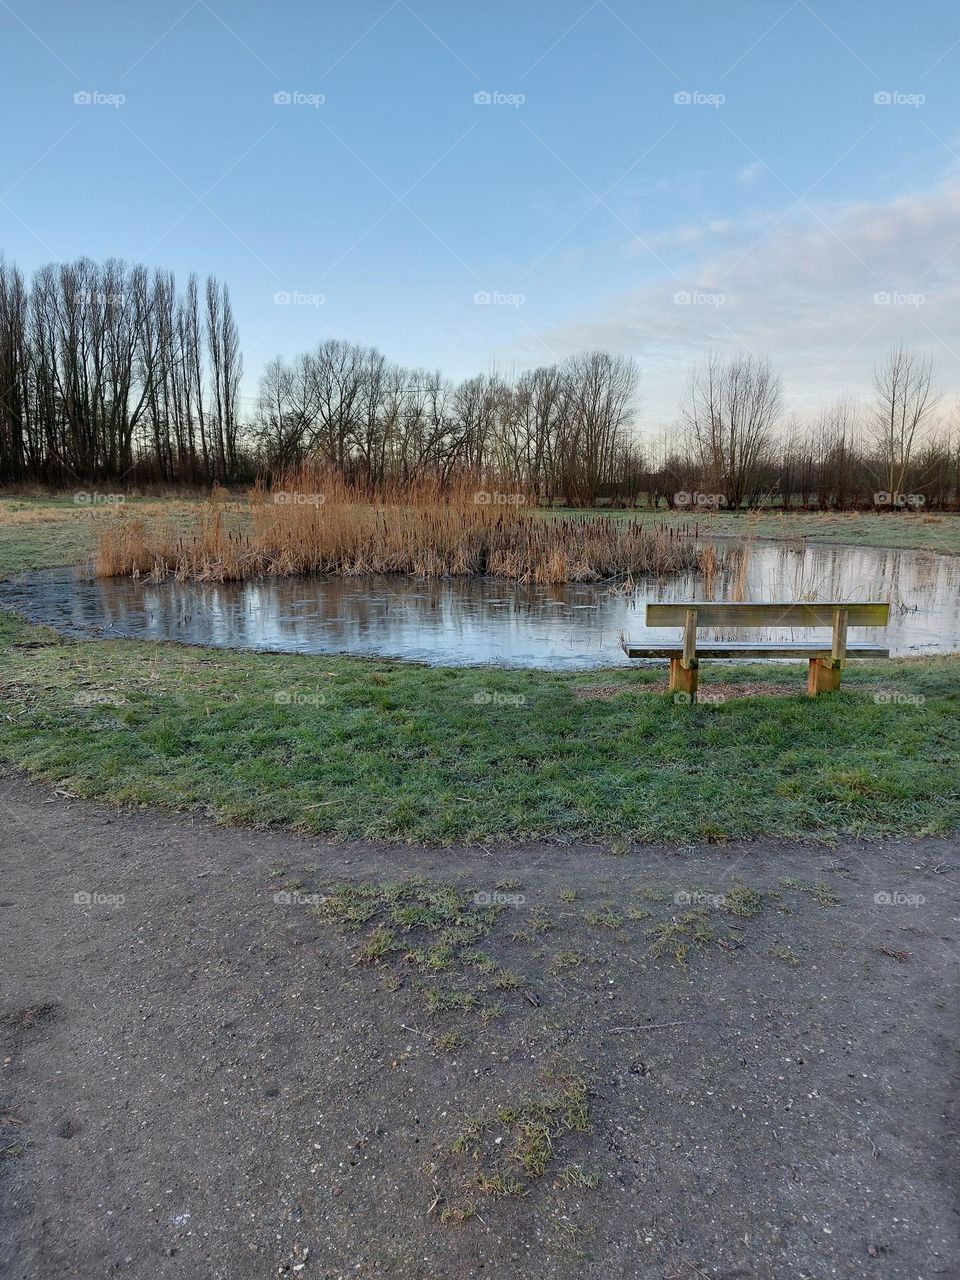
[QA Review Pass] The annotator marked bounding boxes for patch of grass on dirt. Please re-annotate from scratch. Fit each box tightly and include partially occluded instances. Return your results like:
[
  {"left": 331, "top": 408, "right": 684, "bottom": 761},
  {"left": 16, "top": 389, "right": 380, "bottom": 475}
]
[
  {"left": 265, "top": 869, "right": 849, "bottom": 1226},
  {"left": 648, "top": 908, "right": 719, "bottom": 967},
  {"left": 779, "top": 877, "right": 840, "bottom": 907},
  {"left": 451, "top": 1067, "right": 591, "bottom": 1199}
]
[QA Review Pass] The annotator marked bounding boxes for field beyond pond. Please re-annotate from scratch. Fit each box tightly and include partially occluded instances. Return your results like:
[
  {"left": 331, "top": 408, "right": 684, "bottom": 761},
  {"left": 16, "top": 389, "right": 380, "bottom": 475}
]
[{"left": 0, "top": 494, "right": 956, "bottom": 843}]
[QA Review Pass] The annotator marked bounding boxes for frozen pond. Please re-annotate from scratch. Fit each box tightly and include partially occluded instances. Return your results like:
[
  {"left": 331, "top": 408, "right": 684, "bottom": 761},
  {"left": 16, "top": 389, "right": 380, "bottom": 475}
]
[{"left": 1, "top": 541, "right": 957, "bottom": 668}]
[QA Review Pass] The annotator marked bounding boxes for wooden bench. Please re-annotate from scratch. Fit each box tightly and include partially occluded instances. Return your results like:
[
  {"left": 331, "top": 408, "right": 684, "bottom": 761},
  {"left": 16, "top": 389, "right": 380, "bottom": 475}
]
[{"left": 623, "top": 601, "right": 890, "bottom": 700}]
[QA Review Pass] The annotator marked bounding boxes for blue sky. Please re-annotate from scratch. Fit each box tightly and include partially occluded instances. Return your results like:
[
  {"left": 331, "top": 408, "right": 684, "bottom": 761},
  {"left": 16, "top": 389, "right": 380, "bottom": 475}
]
[{"left": 2, "top": 0, "right": 960, "bottom": 425}]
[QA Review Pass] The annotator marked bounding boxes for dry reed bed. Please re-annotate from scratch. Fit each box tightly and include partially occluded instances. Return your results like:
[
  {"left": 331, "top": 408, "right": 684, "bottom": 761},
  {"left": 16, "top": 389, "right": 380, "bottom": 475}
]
[{"left": 93, "top": 473, "right": 716, "bottom": 586}]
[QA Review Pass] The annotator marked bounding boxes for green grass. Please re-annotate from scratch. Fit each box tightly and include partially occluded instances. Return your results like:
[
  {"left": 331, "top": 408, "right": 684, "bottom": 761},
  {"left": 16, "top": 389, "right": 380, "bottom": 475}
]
[
  {"left": 0, "top": 606, "right": 956, "bottom": 841},
  {"left": 1, "top": 495, "right": 958, "bottom": 843}
]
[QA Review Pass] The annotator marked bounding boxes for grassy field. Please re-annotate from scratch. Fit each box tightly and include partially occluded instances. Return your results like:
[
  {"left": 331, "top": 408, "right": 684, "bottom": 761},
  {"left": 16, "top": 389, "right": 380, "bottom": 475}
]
[
  {"left": 0, "top": 495, "right": 209, "bottom": 575},
  {"left": 2, "top": 494, "right": 959, "bottom": 572},
  {"left": 551, "top": 505, "right": 960, "bottom": 555},
  {"left": 0, "top": 494, "right": 956, "bottom": 843}
]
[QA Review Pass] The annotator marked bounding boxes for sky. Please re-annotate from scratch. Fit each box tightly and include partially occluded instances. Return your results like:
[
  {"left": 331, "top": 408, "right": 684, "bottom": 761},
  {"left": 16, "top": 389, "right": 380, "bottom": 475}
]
[{"left": 2, "top": 0, "right": 960, "bottom": 429}]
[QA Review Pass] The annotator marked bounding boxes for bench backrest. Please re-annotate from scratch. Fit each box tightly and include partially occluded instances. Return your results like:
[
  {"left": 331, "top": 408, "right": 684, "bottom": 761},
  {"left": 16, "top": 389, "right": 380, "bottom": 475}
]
[{"left": 646, "top": 601, "right": 889, "bottom": 628}]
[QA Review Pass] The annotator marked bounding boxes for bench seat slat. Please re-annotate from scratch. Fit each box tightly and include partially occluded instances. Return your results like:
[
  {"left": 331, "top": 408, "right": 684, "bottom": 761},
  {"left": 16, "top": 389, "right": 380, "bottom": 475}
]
[{"left": 623, "top": 641, "right": 890, "bottom": 659}]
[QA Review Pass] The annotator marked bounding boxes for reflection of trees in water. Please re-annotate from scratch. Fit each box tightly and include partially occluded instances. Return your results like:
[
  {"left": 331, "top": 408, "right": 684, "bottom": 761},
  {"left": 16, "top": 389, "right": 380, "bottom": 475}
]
[{"left": 5, "top": 544, "right": 957, "bottom": 664}]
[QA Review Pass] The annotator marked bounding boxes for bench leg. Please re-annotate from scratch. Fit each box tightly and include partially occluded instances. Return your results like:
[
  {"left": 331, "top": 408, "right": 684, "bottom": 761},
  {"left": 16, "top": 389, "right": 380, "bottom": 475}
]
[
  {"left": 807, "top": 657, "right": 842, "bottom": 696},
  {"left": 669, "top": 657, "right": 699, "bottom": 703}
]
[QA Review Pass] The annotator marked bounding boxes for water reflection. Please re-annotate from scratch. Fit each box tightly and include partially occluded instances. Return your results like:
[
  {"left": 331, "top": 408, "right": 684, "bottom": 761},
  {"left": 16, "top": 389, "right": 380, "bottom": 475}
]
[{"left": 2, "top": 541, "right": 958, "bottom": 669}]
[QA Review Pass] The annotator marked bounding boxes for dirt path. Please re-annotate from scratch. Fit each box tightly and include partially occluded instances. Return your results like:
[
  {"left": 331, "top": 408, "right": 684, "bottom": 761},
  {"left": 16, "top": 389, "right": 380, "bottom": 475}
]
[{"left": 0, "top": 772, "right": 957, "bottom": 1280}]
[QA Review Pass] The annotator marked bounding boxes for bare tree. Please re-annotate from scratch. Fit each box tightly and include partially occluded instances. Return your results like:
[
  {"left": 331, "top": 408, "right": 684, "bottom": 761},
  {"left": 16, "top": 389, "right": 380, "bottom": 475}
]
[
  {"left": 681, "top": 351, "right": 781, "bottom": 508},
  {"left": 871, "top": 344, "right": 939, "bottom": 501},
  {"left": 559, "top": 351, "right": 639, "bottom": 506}
]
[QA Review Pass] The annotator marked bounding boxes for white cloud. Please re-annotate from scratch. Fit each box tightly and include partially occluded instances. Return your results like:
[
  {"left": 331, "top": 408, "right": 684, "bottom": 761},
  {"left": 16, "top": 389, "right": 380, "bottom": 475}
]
[
  {"left": 517, "top": 175, "right": 960, "bottom": 426},
  {"left": 737, "top": 160, "right": 764, "bottom": 186}
]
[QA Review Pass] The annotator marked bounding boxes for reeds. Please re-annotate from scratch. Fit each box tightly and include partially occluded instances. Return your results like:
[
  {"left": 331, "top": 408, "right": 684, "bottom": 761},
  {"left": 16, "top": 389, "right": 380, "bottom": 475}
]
[{"left": 94, "top": 468, "right": 714, "bottom": 586}]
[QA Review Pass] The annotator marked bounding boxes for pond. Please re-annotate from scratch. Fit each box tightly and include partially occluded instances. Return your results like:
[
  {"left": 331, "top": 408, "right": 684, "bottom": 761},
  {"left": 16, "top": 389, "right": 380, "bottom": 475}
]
[{"left": 1, "top": 541, "right": 957, "bottom": 669}]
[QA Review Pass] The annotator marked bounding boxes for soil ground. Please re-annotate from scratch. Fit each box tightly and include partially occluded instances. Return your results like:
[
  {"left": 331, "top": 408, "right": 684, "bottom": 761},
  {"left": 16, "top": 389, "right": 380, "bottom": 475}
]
[{"left": 1, "top": 773, "right": 957, "bottom": 1279}]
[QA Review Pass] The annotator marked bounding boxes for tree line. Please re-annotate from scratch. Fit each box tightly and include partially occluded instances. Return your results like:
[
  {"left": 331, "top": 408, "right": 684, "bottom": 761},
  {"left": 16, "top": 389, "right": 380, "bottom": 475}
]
[
  {"left": 1, "top": 255, "right": 958, "bottom": 509},
  {"left": 0, "top": 257, "right": 241, "bottom": 484}
]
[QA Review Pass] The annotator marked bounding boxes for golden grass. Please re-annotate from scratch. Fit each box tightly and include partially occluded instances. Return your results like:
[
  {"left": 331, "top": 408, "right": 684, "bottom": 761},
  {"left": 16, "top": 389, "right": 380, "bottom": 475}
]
[{"left": 94, "top": 469, "right": 712, "bottom": 586}]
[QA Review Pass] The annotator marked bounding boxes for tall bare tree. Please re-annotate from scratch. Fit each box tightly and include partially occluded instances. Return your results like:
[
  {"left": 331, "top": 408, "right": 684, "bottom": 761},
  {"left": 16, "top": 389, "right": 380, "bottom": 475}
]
[
  {"left": 871, "top": 344, "right": 939, "bottom": 500},
  {"left": 681, "top": 351, "right": 781, "bottom": 508}
]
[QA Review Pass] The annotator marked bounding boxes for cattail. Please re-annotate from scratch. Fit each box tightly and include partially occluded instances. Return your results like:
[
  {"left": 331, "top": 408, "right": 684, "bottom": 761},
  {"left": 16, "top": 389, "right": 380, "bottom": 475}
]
[{"left": 94, "top": 469, "right": 709, "bottom": 585}]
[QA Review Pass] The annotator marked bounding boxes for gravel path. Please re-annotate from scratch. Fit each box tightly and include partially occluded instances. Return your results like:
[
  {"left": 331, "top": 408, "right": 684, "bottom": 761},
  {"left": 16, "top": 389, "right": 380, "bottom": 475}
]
[{"left": 1, "top": 773, "right": 957, "bottom": 1279}]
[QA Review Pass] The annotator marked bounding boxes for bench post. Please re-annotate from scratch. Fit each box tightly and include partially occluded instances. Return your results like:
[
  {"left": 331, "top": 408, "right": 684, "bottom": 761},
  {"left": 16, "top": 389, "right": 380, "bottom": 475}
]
[
  {"left": 807, "top": 656, "right": 842, "bottom": 696},
  {"left": 670, "top": 608, "right": 700, "bottom": 702},
  {"left": 807, "top": 606, "right": 848, "bottom": 696}
]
